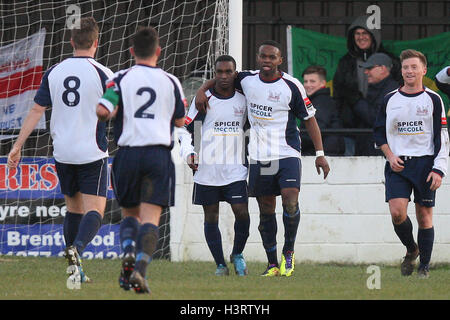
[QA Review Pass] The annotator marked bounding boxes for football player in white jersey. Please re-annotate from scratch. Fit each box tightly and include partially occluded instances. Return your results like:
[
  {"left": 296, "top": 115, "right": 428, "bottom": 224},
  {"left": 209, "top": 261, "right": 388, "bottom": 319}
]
[
  {"left": 195, "top": 41, "right": 330, "bottom": 277},
  {"left": 374, "top": 49, "right": 449, "bottom": 278},
  {"left": 179, "top": 55, "right": 250, "bottom": 276},
  {"left": 96, "top": 27, "right": 186, "bottom": 294},
  {"left": 8, "top": 17, "right": 113, "bottom": 288}
]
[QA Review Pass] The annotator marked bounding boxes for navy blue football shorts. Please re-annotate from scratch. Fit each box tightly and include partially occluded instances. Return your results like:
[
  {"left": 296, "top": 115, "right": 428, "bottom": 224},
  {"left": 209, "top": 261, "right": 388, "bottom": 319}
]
[
  {"left": 54, "top": 157, "right": 108, "bottom": 197},
  {"left": 384, "top": 155, "right": 436, "bottom": 207},
  {"left": 111, "top": 145, "right": 175, "bottom": 208},
  {"left": 192, "top": 180, "right": 248, "bottom": 205},
  {"left": 248, "top": 157, "right": 301, "bottom": 197}
]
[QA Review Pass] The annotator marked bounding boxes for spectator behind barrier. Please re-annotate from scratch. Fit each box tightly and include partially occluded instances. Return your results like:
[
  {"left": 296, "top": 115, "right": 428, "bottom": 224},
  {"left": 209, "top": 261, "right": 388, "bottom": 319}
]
[
  {"left": 333, "top": 15, "right": 401, "bottom": 155},
  {"left": 353, "top": 53, "right": 399, "bottom": 156},
  {"left": 300, "top": 65, "right": 345, "bottom": 156}
]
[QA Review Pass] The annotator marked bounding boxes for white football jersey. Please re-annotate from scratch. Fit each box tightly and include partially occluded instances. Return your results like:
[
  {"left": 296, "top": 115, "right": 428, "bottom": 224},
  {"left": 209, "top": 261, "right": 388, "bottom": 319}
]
[
  {"left": 178, "top": 89, "right": 248, "bottom": 186},
  {"left": 100, "top": 64, "right": 186, "bottom": 148},
  {"left": 34, "top": 57, "right": 113, "bottom": 164},
  {"left": 374, "top": 87, "right": 449, "bottom": 176},
  {"left": 236, "top": 70, "right": 316, "bottom": 161}
]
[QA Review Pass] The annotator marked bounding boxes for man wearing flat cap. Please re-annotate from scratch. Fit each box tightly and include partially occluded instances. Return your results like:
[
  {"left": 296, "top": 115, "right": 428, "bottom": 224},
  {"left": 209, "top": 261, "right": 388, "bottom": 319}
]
[{"left": 354, "top": 53, "right": 400, "bottom": 155}]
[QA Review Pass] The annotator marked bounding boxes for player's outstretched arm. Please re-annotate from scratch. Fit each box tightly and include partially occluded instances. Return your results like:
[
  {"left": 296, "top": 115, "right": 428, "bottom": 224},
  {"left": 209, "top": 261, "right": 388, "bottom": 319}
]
[
  {"left": 195, "top": 79, "right": 215, "bottom": 113},
  {"left": 304, "top": 116, "right": 330, "bottom": 179},
  {"left": 8, "top": 103, "right": 46, "bottom": 169}
]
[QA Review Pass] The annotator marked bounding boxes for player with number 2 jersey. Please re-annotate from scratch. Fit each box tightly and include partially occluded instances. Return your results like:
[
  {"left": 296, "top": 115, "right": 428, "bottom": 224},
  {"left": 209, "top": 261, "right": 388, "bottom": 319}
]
[{"left": 96, "top": 27, "right": 186, "bottom": 294}]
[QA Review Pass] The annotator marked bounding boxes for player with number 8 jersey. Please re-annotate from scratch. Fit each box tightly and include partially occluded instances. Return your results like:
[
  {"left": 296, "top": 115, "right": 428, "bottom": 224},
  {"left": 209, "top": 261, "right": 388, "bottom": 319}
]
[
  {"left": 34, "top": 53, "right": 113, "bottom": 164},
  {"left": 8, "top": 17, "right": 114, "bottom": 289}
]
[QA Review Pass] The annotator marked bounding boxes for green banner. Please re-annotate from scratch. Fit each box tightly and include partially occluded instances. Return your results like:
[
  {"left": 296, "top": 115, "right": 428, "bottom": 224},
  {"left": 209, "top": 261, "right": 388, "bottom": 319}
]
[{"left": 287, "top": 26, "right": 450, "bottom": 111}]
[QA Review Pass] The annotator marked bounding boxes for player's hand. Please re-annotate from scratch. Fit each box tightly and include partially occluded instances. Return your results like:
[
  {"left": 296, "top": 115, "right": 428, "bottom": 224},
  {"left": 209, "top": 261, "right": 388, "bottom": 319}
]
[
  {"left": 7, "top": 146, "right": 21, "bottom": 169},
  {"left": 315, "top": 156, "right": 330, "bottom": 179},
  {"left": 426, "top": 171, "right": 442, "bottom": 191},
  {"left": 195, "top": 91, "right": 210, "bottom": 114},
  {"left": 186, "top": 153, "right": 198, "bottom": 171},
  {"left": 387, "top": 154, "right": 404, "bottom": 172}
]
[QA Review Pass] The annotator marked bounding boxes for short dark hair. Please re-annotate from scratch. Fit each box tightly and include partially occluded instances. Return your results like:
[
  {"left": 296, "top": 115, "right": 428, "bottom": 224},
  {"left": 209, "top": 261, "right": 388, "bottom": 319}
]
[
  {"left": 259, "top": 40, "right": 282, "bottom": 53},
  {"left": 132, "top": 26, "right": 159, "bottom": 58},
  {"left": 400, "top": 49, "right": 427, "bottom": 67},
  {"left": 302, "top": 65, "right": 327, "bottom": 81},
  {"left": 71, "top": 17, "right": 99, "bottom": 50},
  {"left": 215, "top": 55, "right": 236, "bottom": 70}
]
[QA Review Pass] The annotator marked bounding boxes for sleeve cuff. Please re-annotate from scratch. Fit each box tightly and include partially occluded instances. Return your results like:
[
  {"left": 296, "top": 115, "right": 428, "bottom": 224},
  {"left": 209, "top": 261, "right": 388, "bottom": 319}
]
[
  {"left": 98, "top": 98, "right": 115, "bottom": 113},
  {"left": 303, "top": 112, "right": 316, "bottom": 121},
  {"left": 432, "top": 168, "right": 444, "bottom": 177}
]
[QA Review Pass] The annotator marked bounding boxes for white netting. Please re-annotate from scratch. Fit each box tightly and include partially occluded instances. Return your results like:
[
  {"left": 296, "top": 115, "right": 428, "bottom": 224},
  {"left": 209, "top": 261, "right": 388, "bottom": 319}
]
[{"left": 0, "top": 0, "right": 229, "bottom": 260}]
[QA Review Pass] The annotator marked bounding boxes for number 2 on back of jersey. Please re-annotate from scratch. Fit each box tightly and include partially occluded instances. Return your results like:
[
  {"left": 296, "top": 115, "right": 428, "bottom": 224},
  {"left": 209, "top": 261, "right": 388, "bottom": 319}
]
[{"left": 134, "top": 87, "right": 156, "bottom": 119}]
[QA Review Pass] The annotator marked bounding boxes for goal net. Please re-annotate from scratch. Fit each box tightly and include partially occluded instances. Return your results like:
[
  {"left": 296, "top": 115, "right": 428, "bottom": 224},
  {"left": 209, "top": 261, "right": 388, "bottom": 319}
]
[{"left": 0, "top": 0, "right": 230, "bottom": 260}]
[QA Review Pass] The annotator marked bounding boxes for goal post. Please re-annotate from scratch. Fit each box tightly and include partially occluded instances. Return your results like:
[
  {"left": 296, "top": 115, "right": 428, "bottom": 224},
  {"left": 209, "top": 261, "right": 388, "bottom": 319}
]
[
  {"left": 0, "top": 0, "right": 233, "bottom": 261},
  {"left": 228, "top": 0, "right": 243, "bottom": 71}
]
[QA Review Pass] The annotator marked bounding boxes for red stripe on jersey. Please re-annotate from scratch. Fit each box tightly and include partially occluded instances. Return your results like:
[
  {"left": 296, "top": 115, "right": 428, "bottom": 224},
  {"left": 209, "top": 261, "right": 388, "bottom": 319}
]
[
  {"left": 0, "top": 66, "right": 43, "bottom": 98},
  {"left": 106, "top": 81, "right": 115, "bottom": 89},
  {"left": 303, "top": 96, "right": 314, "bottom": 110}
]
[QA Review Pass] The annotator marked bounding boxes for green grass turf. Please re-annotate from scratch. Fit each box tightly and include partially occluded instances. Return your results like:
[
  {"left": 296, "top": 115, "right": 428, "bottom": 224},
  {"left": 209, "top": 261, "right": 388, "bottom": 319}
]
[{"left": 0, "top": 256, "right": 449, "bottom": 300}]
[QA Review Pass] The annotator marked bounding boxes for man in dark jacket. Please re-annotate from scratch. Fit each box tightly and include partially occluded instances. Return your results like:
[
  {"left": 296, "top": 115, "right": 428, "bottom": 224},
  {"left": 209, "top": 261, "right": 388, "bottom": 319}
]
[
  {"left": 333, "top": 15, "right": 401, "bottom": 155},
  {"left": 300, "top": 66, "right": 345, "bottom": 156},
  {"left": 353, "top": 53, "right": 399, "bottom": 155}
]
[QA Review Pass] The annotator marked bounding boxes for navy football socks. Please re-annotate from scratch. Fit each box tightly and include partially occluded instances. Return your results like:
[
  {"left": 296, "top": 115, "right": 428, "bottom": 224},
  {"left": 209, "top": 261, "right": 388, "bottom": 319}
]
[
  {"left": 418, "top": 227, "right": 434, "bottom": 266},
  {"left": 393, "top": 216, "right": 417, "bottom": 253},
  {"left": 204, "top": 222, "right": 226, "bottom": 266},
  {"left": 135, "top": 223, "right": 159, "bottom": 277},
  {"left": 63, "top": 211, "right": 83, "bottom": 247},
  {"left": 73, "top": 210, "right": 102, "bottom": 254},
  {"left": 231, "top": 218, "right": 250, "bottom": 256},
  {"left": 282, "top": 205, "right": 300, "bottom": 254},
  {"left": 120, "top": 216, "right": 140, "bottom": 255},
  {"left": 258, "top": 213, "right": 278, "bottom": 266}
]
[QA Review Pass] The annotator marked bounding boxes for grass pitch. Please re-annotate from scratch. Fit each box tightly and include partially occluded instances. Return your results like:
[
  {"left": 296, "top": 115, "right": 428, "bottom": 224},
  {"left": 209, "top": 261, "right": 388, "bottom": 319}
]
[{"left": 1, "top": 256, "right": 449, "bottom": 300}]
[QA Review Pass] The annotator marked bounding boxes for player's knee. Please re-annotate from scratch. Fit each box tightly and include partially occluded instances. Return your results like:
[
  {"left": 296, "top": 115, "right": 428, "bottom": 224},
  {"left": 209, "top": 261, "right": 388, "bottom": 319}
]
[
  {"left": 257, "top": 196, "right": 276, "bottom": 215},
  {"left": 390, "top": 210, "right": 406, "bottom": 224},
  {"left": 416, "top": 216, "right": 433, "bottom": 229},
  {"left": 234, "top": 211, "right": 250, "bottom": 221},
  {"left": 258, "top": 202, "right": 275, "bottom": 215},
  {"left": 204, "top": 212, "right": 219, "bottom": 224},
  {"left": 416, "top": 206, "right": 433, "bottom": 228},
  {"left": 282, "top": 202, "right": 299, "bottom": 217},
  {"left": 83, "top": 195, "right": 107, "bottom": 216},
  {"left": 389, "top": 200, "right": 408, "bottom": 224},
  {"left": 232, "top": 204, "right": 249, "bottom": 221}
]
